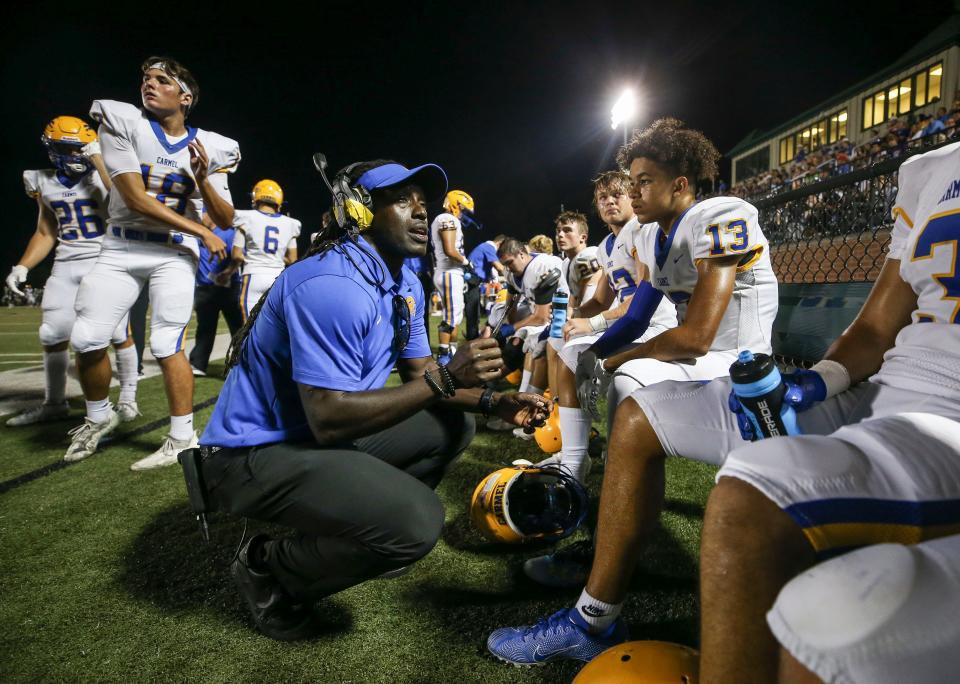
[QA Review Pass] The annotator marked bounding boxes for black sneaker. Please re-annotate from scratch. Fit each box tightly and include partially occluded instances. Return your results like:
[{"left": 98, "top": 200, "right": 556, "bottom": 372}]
[
  {"left": 231, "top": 535, "right": 319, "bottom": 641},
  {"left": 522, "top": 538, "right": 594, "bottom": 588}
]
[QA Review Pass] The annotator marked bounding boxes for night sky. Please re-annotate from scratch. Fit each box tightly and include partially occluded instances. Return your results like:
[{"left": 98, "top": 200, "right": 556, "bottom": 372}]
[{"left": 3, "top": 1, "right": 955, "bottom": 280}]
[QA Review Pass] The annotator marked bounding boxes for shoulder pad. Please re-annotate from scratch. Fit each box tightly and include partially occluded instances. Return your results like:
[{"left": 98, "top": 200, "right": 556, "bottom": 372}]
[
  {"left": 200, "top": 130, "right": 241, "bottom": 174},
  {"left": 22, "top": 170, "right": 42, "bottom": 198},
  {"left": 686, "top": 196, "right": 758, "bottom": 227},
  {"left": 89, "top": 100, "right": 142, "bottom": 136}
]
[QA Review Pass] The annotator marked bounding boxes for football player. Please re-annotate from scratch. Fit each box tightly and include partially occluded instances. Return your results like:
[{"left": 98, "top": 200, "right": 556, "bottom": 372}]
[
  {"left": 692, "top": 141, "right": 960, "bottom": 682},
  {"left": 464, "top": 234, "right": 505, "bottom": 340},
  {"left": 232, "top": 179, "right": 301, "bottom": 320},
  {"left": 533, "top": 171, "right": 677, "bottom": 485},
  {"left": 431, "top": 190, "right": 474, "bottom": 365},
  {"left": 67, "top": 56, "right": 239, "bottom": 469},
  {"left": 488, "top": 118, "right": 779, "bottom": 665},
  {"left": 5, "top": 117, "right": 139, "bottom": 427}
]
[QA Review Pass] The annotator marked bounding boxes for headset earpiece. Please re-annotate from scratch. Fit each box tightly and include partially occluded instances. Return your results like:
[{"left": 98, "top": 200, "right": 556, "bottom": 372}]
[{"left": 330, "top": 162, "right": 374, "bottom": 233}]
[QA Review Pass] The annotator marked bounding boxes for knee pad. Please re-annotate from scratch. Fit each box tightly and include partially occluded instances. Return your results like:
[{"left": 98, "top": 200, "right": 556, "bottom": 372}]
[
  {"left": 771, "top": 543, "right": 916, "bottom": 651},
  {"left": 70, "top": 316, "right": 112, "bottom": 353},
  {"left": 39, "top": 308, "right": 76, "bottom": 347},
  {"left": 438, "top": 322, "right": 455, "bottom": 335},
  {"left": 150, "top": 323, "right": 188, "bottom": 359},
  {"left": 111, "top": 313, "right": 130, "bottom": 346}
]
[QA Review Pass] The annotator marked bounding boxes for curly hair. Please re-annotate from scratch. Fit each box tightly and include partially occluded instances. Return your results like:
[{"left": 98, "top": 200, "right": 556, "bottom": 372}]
[
  {"left": 616, "top": 117, "right": 720, "bottom": 183},
  {"left": 141, "top": 56, "right": 200, "bottom": 115}
]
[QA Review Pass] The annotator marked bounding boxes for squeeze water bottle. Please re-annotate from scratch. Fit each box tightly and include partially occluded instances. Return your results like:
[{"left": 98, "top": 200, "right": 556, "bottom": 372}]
[
  {"left": 729, "top": 350, "right": 801, "bottom": 440},
  {"left": 550, "top": 290, "right": 568, "bottom": 338}
]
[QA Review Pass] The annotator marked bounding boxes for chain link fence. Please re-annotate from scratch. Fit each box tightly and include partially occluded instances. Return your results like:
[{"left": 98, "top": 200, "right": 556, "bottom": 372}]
[{"left": 748, "top": 134, "right": 956, "bottom": 284}]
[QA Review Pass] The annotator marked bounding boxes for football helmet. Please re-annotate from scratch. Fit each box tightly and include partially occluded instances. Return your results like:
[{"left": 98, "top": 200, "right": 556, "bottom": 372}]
[
  {"left": 470, "top": 462, "right": 588, "bottom": 544},
  {"left": 42, "top": 116, "right": 96, "bottom": 176},
  {"left": 252, "top": 179, "right": 284, "bottom": 209},
  {"left": 572, "top": 641, "right": 700, "bottom": 683},
  {"left": 534, "top": 406, "right": 562, "bottom": 454},
  {"left": 442, "top": 189, "right": 474, "bottom": 218}
]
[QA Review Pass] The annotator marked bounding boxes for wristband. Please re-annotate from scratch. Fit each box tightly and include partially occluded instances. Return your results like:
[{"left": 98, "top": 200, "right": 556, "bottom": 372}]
[
  {"left": 436, "top": 363, "right": 458, "bottom": 395},
  {"left": 809, "top": 359, "right": 851, "bottom": 399},
  {"left": 589, "top": 314, "right": 609, "bottom": 332},
  {"left": 478, "top": 388, "right": 497, "bottom": 417},
  {"left": 423, "top": 369, "right": 451, "bottom": 398}
]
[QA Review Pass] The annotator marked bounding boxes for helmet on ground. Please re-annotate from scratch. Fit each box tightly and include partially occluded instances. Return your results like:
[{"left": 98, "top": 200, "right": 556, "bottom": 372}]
[
  {"left": 252, "top": 179, "right": 284, "bottom": 209},
  {"left": 443, "top": 189, "right": 474, "bottom": 218},
  {"left": 470, "top": 462, "right": 588, "bottom": 544},
  {"left": 573, "top": 641, "right": 699, "bottom": 684},
  {"left": 42, "top": 116, "right": 96, "bottom": 176}
]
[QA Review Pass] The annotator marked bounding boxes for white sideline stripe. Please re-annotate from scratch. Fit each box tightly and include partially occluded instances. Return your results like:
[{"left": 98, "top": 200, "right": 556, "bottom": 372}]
[
  {"left": 0, "top": 353, "right": 44, "bottom": 356},
  {"left": 0, "top": 331, "right": 231, "bottom": 417}
]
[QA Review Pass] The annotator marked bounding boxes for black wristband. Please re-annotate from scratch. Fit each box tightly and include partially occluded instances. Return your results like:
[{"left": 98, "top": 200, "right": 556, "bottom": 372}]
[
  {"left": 437, "top": 363, "right": 457, "bottom": 395},
  {"left": 423, "top": 369, "right": 450, "bottom": 398},
  {"left": 478, "top": 388, "right": 496, "bottom": 417}
]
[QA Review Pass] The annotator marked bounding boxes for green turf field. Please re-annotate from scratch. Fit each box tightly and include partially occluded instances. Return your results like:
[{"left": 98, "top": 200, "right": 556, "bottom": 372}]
[{"left": 0, "top": 308, "right": 717, "bottom": 683}]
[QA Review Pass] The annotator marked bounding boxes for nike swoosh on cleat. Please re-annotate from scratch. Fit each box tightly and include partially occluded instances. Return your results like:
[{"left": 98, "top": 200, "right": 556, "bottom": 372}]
[{"left": 532, "top": 642, "right": 580, "bottom": 662}]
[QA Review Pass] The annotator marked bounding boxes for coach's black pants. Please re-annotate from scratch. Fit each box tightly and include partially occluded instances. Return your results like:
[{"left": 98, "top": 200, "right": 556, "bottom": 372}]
[
  {"left": 201, "top": 406, "right": 475, "bottom": 602},
  {"left": 188, "top": 283, "right": 243, "bottom": 372},
  {"left": 464, "top": 280, "right": 481, "bottom": 340}
]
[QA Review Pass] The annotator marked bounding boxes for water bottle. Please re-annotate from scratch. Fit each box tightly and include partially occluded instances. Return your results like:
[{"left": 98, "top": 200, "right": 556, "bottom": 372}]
[
  {"left": 550, "top": 290, "right": 568, "bottom": 338},
  {"left": 729, "top": 350, "right": 801, "bottom": 440}
]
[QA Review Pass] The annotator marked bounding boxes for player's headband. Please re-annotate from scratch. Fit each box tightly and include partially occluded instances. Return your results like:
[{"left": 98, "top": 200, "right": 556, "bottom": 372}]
[{"left": 147, "top": 62, "right": 193, "bottom": 97}]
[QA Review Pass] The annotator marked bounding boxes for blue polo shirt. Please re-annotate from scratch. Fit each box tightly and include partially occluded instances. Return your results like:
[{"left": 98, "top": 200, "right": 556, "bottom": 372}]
[
  {"left": 201, "top": 236, "right": 431, "bottom": 447},
  {"left": 468, "top": 240, "right": 499, "bottom": 281},
  {"left": 196, "top": 227, "right": 241, "bottom": 286}
]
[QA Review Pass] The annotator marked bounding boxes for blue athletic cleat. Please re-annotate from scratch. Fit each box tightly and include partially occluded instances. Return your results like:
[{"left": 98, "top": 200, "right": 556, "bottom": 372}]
[
  {"left": 437, "top": 353, "right": 452, "bottom": 366},
  {"left": 487, "top": 607, "right": 628, "bottom": 666}
]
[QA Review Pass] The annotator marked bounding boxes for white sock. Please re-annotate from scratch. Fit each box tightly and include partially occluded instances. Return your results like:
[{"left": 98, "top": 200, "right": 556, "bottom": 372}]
[
  {"left": 85, "top": 398, "right": 112, "bottom": 424},
  {"left": 575, "top": 589, "right": 623, "bottom": 633},
  {"left": 170, "top": 413, "right": 194, "bottom": 441},
  {"left": 527, "top": 384, "right": 543, "bottom": 397},
  {"left": 43, "top": 349, "right": 69, "bottom": 404},
  {"left": 519, "top": 369, "right": 533, "bottom": 393},
  {"left": 558, "top": 406, "right": 592, "bottom": 476},
  {"left": 114, "top": 346, "right": 139, "bottom": 404}
]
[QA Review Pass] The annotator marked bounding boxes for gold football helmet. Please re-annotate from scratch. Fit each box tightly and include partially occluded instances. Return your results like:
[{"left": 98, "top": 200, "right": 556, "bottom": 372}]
[{"left": 573, "top": 641, "right": 699, "bottom": 684}]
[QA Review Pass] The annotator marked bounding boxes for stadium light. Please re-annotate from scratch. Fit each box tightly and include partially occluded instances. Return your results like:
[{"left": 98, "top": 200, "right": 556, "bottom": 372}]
[{"left": 611, "top": 88, "right": 638, "bottom": 145}]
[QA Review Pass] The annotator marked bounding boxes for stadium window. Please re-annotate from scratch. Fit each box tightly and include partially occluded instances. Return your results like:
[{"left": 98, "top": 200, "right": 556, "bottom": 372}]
[
  {"left": 779, "top": 135, "right": 795, "bottom": 164},
  {"left": 915, "top": 70, "right": 928, "bottom": 108},
  {"left": 896, "top": 78, "right": 911, "bottom": 116},
  {"left": 928, "top": 62, "right": 942, "bottom": 102},
  {"left": 862, "top": 62, "right": 944, "bottom": 129},
  {"left": 828, "top": 110, "right": 847, "bottom": 142},
  {"left": 735, "top": 146, "right": 770, "bottom": 182}
]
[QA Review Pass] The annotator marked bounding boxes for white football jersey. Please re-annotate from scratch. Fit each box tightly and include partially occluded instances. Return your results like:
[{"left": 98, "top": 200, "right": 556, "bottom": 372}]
[
  {"left": 234, "top": 209, "right": 301, "bottom": 275},
  {"left": 507, "top": 253, "right": 568, "bottom": 302},
  {"left": 431, "top": 212, "right": 464, "bottom": 271},
  {"left": 877, "top": 141, "right": 960, "bottom": 399},
  {"left": 620, "top": 221, "right": 680, "bottom": 332},
  {"left": 641, "top": 196, "right": 778, "bottom": 354},
  {"left": 91, "top": 99, "right": 239, "bottom": 256},
  {"left": 598, "top": 218, "right": 643, "bottom": 303},
  {"left": 23, "top": 169, "right": 109, "bottom": 262},
  {"left": 562, "top": 246, "right": 600, "bottom": 302}
]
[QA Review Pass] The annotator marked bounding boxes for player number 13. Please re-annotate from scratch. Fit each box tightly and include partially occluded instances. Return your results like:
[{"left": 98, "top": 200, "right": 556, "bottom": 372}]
[{"left": 707, "top": 220, "right": 749, "bottom": 256}]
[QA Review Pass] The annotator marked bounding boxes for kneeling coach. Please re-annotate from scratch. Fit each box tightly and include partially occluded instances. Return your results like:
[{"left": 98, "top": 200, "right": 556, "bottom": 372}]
[{"left": 197, "top": 159, "right": 550, "bottom": 640}]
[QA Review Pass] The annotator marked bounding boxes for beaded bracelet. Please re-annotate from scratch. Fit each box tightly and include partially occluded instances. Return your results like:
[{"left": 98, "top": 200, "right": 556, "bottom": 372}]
[
  {"left": 423, "top": 369, "right": 451, "bottom": 398},
  {"left": 436, "top": 363, "right": 458, "bottom": 396}
]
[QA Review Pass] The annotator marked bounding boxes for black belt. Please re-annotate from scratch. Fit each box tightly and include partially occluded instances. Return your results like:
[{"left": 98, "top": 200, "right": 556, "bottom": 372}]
[{"left": 111, "top": 226, "right": 186, "bottom": 245}]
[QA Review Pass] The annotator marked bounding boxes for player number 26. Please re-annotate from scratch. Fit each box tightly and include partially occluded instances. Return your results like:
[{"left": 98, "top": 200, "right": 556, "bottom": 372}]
[{"left": 707, "top": 220, "right": 749, "bottom": 255}]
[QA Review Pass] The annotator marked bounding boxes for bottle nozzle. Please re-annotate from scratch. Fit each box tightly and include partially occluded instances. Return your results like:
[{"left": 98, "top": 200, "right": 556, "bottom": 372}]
[{"left": 738, "top": 350, "right": 755, "bottom": 363}]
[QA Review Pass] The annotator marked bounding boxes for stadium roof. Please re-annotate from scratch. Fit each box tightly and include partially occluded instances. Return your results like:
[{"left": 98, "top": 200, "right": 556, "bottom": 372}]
[{"left": 728, "top": 12, "right": 960, "bottom": 157}]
